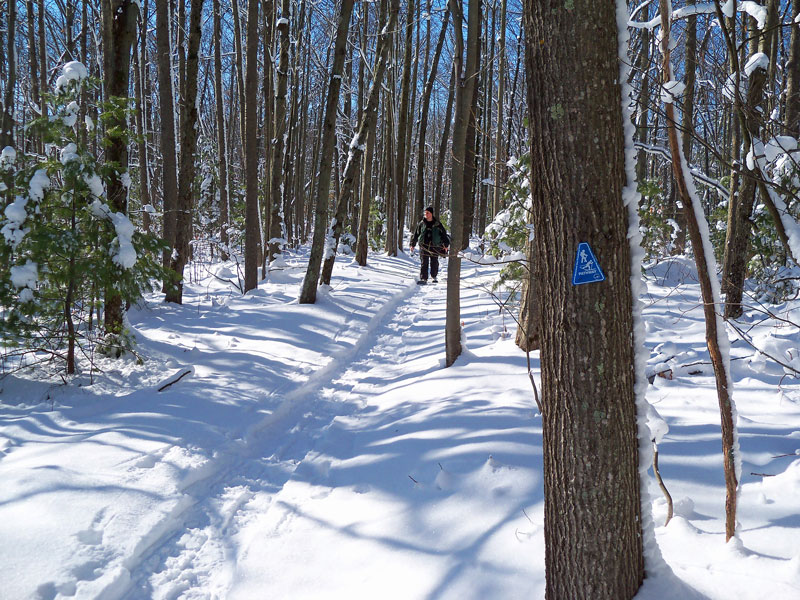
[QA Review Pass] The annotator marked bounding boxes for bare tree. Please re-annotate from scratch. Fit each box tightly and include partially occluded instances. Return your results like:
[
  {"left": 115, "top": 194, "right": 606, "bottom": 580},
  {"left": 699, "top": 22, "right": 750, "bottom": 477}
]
[
  {"left": 320, "top": 0, "right": 401, "bottom": 286},
  {"left": 299, "top": 0, "right": 355, "bottom": 304}
]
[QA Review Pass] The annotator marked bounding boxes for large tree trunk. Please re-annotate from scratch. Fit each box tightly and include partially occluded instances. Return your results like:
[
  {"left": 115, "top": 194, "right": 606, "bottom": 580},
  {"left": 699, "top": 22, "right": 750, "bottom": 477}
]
[
  {"left": 298, "top": 0, "right": 355, "bottom": 303},
  {"left": 320, "top": 0, "right": 400, "bottom": 286},
  {"left": 445, "top": 0, "right": 480, "bottom": 367},
  {"left": 165, "top": 0, "right": 204, "bottom": 304},
  {"left": 100, "top": 0, "right": 139, "bottom": 333},
  {"left": 524, "top": 0, "right": 645, "bottom": 596}
]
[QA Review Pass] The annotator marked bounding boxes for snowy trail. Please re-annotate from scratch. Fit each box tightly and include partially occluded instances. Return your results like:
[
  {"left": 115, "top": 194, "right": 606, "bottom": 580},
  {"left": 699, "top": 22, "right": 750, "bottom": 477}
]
[
  {"left": 119, "top": 274, "right": 424, "bottom": 598},
  {"left": 127, "top": 272, "right": 543, "bottom": 599}
]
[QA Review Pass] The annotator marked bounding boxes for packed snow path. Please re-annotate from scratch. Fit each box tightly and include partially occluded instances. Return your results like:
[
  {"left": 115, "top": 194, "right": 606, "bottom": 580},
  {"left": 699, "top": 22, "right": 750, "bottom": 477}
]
[{"left": 125, "top": 267, "right": 541, "bottom": 599}]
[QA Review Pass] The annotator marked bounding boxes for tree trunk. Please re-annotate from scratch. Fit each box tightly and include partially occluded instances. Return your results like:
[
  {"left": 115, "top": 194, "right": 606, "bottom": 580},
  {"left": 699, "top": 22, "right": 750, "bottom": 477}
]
[
  {"left": 491, "top": 0, "right": 507, "bottom": 224},
  {"left": 157, "top": 0, "right": 179, "bottom": 288},
  {"left": 100, "top": 0, "right": 139, "bottom": 333},
  {"left": 134, "top": 4, "right": 151, "bottom": 234},
  {"left": 244, "top": 0, "right": 261, "bottom": 292},
  {"left": 721, "top": 14, "right": 767, "bottom": 319},
  {"left": 232, "top": 0, "right": 248, "bottom": 149},
  {"left": 515, "top": 231, "right": 539, "bottom": 352},
  {"left": 669, "top": 0, "right": 739, "bottom": 543},
  {"left": 394, "top": 0, "right": 415, "bottom": 251},
  {"left": 414, "top": 10, "right": 450, "bottom": 222},
  {"left": 524, "top": 0, "right": 645, "bottom": 596},
  {"left": 321, "top": 0, "right": 400, "bottom": 286},
  {"left": 268, "top": 0, "right": 291, "bottom": 263},
  {"left": 445, "top": 0, "right": 480, "bottom": 367},
  {"left": 0, "top": 0, "right": 16, "bottom": 149},
  {"left": 165, "top": 0, "right": 203, "bottom": 304},
  {"left": 786, "top": 0, "right": 800, "bottom": 136},
  {"left": 214, "top": 0, "right": 231, "bottom": 258},
  {"left": 433, "top": 65, "right": 456, "bottom": 217},
  {"left": 298, "top": 0, "right": 355, "bottom": 303},
  {"left": 27, "top": 0, "right": 39, "bottom": 153}
]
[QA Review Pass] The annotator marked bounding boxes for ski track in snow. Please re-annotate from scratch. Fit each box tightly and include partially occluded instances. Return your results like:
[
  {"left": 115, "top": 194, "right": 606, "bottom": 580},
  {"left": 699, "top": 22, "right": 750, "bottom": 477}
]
[
  {"left": 123, "top": 273, "right": 536, "bottom": 600},
  {"left": 120, "top": 274, "right": 428, "bottom": 598}
]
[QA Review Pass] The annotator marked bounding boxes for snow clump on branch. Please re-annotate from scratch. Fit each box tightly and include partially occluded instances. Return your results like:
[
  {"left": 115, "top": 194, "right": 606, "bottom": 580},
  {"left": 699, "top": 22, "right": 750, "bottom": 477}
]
[
  {"left": 90, "top": 200, "right": 138, "bottom": 269},
  {"left": 55, "top": 61, "right": 89, "bottom": 95}
]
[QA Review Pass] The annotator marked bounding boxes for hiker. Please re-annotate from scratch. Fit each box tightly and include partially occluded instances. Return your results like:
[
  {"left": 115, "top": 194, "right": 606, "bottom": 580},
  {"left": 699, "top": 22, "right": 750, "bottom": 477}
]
[{"left": 409, "top": 206, "right": 449, "bottom": 284}]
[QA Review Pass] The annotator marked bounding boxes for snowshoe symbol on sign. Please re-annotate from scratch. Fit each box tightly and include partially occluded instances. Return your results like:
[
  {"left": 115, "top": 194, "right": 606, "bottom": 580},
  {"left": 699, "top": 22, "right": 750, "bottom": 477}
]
[{"left": 572, "top": 242, "right": 605, "bottom": 285}]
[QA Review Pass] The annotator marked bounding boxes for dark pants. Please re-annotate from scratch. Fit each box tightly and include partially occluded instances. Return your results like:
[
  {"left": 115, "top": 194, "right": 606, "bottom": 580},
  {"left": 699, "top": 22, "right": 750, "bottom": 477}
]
[{"left": 420, "top": 250, "right": 439, "bottom": 281}]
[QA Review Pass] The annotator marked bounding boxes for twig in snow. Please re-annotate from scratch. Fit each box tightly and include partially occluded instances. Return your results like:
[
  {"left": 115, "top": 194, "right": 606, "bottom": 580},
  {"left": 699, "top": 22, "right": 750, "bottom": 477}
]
[{"left": 157, "top": 368, "right": 193, "bottom": 392}]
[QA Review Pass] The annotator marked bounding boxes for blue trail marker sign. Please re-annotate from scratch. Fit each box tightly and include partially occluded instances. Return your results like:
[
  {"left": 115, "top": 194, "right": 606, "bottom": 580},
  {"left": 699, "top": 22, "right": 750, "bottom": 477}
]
[{"left": 572, "top": 242, "right": 605, "bottom": 285}]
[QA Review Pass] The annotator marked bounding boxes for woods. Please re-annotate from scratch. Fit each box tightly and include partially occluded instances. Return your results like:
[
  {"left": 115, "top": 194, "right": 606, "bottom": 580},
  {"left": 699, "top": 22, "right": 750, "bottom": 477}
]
[{"left": 2, "top": 0, "right": 800, "bottom": 597}]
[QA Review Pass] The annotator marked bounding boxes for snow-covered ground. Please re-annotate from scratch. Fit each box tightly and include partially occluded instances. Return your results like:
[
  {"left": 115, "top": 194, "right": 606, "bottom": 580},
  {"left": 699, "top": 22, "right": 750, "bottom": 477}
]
[{"left": 0, "top": 249, "right": 799, "bottom": 599}]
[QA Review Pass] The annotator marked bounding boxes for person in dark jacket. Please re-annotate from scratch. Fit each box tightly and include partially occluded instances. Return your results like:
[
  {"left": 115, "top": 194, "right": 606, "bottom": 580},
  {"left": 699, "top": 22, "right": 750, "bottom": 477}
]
[{"left": 409, "top": 206, "right": 449, "bottom": 284}]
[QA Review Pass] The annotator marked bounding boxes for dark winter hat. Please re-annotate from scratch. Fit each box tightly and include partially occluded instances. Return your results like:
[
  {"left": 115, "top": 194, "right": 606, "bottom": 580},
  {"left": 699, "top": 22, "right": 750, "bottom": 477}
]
[{"left": 425, "top": 206, "right": 434, "bottom": 214}]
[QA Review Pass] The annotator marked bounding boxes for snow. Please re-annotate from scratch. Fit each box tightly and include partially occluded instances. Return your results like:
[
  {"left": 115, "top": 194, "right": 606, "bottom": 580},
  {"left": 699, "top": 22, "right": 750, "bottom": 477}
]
[
  {"left": 60, "top": 142, "right": 80, "bottom": 164},
  {"left": 28, "top": 169, "right": 51, "bottom": 203},
  {"left": 85, "top": 173, "right": 105, "bottom": 199},
  {"left": 89, "top": 199, "right": 138, "bottom": 269},
  {"left": 661, "top": 80, "right": 685, "bottom": 104},
  {"left": 1, "top": 145, "right": 16, "bottom": 166},
  {"left": 1, "top": 246, "right": 799, "bottom": 598},
  {"left": 744, "top": 52, "right": 769, "bottom": 77},
  {"left": 55, "top": 60, "right": 89, "bottom": 94},
  {"left": 741, "top": 1, "right": 767, "bottom": 29},
  {"left": 9, "top": 259, "right": 38, "bottom": 289},
  {"left": 61, "top": 101, "right": 80, "bottom": 127}
]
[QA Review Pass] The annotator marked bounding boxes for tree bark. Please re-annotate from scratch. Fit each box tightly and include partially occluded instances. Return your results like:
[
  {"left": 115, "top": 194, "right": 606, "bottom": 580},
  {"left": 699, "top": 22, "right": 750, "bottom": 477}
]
[
  {"left": 165, "top": 0, "right": 203, "bottom": 304},
  {"left": 524, "top": 0, "right": 645, "bottom": 596},
  {"left": 393, "top": 0, "right": 414, "bottom": 239},
  {"left": 268, "top": 0, "right": 291, "bottom": 263},
  {"left": 720, "top": 12, "right": 767, "bottom": 319},
  {"left": 669, "top": 0, "right": 738, "bottom": 543},
  {"left": 491, "top": 0, "right": 508, "bottom": 223},
  {"left": 0, "top": 0, "right": 16, "bottom": 149},
  {"left": 414, "top": 10, "right": 450, "bottom": 222},
  {"left": 214, "top": 0, "right": 231, "bottom": 258},
  {"left": 433, "top": 65, "right": 456, "bottom": 217},
  {"left": 786, "top": 0, "right": 800, "bottom": 136},
  {"left": 243, "top": 0, "right": 262, "bottom": 292},
  {"left": 100, "top": 0, "right": 139, "bottom": 333},
  {"left": 298, "top": 0, "right": 355, "bottom": 303},
  {"left": 156, "top": 0, "right": 179, "bottom": 288},
  {"left": 320, "top": 0, "right": 400, "bottom": 286},
  {"left": 445, "top": 0, "right": 480, "bottom": 367}
]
